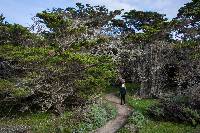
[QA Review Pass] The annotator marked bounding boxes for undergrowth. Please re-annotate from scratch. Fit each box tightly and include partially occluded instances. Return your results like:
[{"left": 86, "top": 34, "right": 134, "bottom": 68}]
[
  {"left": 0, "top": 99, "right": 117, "bottom": 133},
  {"left": 118, "top": 95, "right": 200, "bottom": 133}
]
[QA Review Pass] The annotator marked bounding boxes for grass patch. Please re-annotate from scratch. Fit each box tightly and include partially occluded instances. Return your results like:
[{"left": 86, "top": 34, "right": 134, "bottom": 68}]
[
  {"left": 0, "top": 111, "right": 73, "bottom": 133},
  {"left": 119, "top": 95, "right": 200, "bottom": 133},
  {"left": 140, "top": 119, "right": 200, "bottom": 133},
  {"left": 127, "top": 96, "right": 158, "bottom": 114}
]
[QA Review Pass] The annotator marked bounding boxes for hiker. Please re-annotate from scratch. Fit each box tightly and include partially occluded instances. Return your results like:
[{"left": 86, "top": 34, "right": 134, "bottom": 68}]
[{"left": 119, "top": 78, "right": 126, "bottom": 105}]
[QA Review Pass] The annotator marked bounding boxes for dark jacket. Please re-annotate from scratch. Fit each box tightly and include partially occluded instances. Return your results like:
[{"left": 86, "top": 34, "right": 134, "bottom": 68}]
[{"left": 120, "top": 86, "right": 126, "bottom": 95}]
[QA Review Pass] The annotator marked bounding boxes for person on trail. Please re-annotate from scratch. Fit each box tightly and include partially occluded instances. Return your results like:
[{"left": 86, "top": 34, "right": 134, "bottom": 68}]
[{"left": 119, "top": 78, "right": 126, "bottom": 105}]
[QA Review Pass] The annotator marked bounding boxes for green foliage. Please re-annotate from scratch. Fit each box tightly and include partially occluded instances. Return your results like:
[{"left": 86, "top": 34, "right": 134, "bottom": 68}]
[
  {"left": 0, "top": 79, "right": 30, "bottom": 97},
  {"left": 128, "top": 111, "right": 146, "bottom": 129},
  {"left": 2, "top": 2, "right": 200, "bottom": 133},
  {"left": 37, "top": 3, "right": 121, "bottom": 31},
  {"left": 35, "top": 3, "right": 122, "bottom": 49},
  {"left": 121, "top": 95, "right": 200, "bottom": 133},
  {"left": 1, "top": 2, "right": 200, "bottom": 133},
  {"left": 0, "top": 44, "right": 50, "bottom": 62},
  {"left": 183, "top": 107, "right": 200, "bottom": 126},
  {"left": 64, "top": 51, "right": 99, "bottom": 64},
  {"left": 36, "top": 11, "right": 73, "bottom": 32},
  {"left": 190, "top": 51, "right": 200, "bottom": 60},
  {"left": 0, "top": 79, "right": 14, "bottom": 92},
  {"left": 0, "top": 111, "right": 74, "bottom": 133},
  {"left": 71, "top": 36, "right": 109, "bottom": 50},
  {"left": 118, "top": 128, "right": 132, "bottom": 133},
  {"left": 118, "top": 96, "right": 157, "bottom": 133},
  {"left": 124, "top": 33, "right": 151, "bottom": 44},
  {"left": 0, "top": 16, "right": 34, "bottom": 45},
  {"left": 128, "top": 96, "right": 158, "bottom": 114},
  {"left": 125, "top": 83, "right": 140, "bottom": 95},
  {"left": 0, "top": 14, "right": 6, "bottom": 24},
  {"left": 174, "top": 41, "right": 200, "bottom": 49},
  {"left": 12, "top": 87, "right": 31, "bottom": 97},
  {"left": 121, "top": 10, "right": 172, "bottom": 43},
  {"left": 0, "top": 44, "right": 116, "bottom": 114},
  {"left": 177, "top": 0, "right": 200, "bottom": 23},
  {"left": 0, "top": 44, "right": 115, "bottom": 70},
  {"left": 123, "top": 10, "right": 167, "bottom": 31},
  {"left": 89, "top": 104, "right": 108, "bottom": 128},
  {"left": 140, "top": 120, "right": 200, "bottom": 133},
  {"left": 69, "top": 54, "right": 116, "bottom": 98},
  {"left": 76, "top": 77, "right": 107, "bottom": 98},
  {"left": 175, "top": 0, "right": 200, "bottom": 40},
  {"left": 147, "top": 98, "right": 200, "bottom": 126},
  {"left": 71, "top": 39, "right": 97, "bottom": 50},
  {"left": 74, "top": 102, "right": 117, "bottom": 133}
]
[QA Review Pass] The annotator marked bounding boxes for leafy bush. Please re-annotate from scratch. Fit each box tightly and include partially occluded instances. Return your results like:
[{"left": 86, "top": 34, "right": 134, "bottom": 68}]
[
  {"left": 148, "top": 98, "right": 200, "bottom": 126},
  {"left": 0, "top": 15, "right": 38, "bottom": 46},
  {"left": 103, "top": 102, "right": 117, "bottom": 119},
  {"left": 0, "top": 79, "right": 14, "bottom": 92},
  {"left": 118, "top": 110, "right": 146, "bottom": 133},
  {"left": 74, "top": 102, "right": 117, "bottom": 132},
  {"left": 89, "top": 104, "right": 108, "bottom": 128},
  {"left": 128, "top": 111, "right": 146, "bottom": 129},
  {"left": 0, "top": 44, "right": 117, "bottom": 115},
  {"left": 0, "top": 79, "right": 31, "bottom": 97}
]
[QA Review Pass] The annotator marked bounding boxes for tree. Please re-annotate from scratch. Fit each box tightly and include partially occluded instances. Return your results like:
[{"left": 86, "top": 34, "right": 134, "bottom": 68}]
[
  {"left": 121, "top": 10, "right": 171, "bottom": 43},
  {"left": 0, "top": 14, "right": 6, "bottom": 25},
  {"left": 174, "top": 0, "right": 200, "bottom": 41},
  {"left": 0, "top": 14, "right": 37, "bottom": 45},
  {"left": 35, "top": 3, "right": 122, "bottom": 50},
  {"left": 123, "top": 10, "right": 167, "bottom": 32}
]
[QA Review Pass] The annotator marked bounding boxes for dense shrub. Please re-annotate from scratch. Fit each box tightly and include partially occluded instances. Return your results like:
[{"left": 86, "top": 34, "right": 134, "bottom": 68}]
[
  {"left": 0, "top": 24, "right": 37, "bottom": 46},
  {"left": 148, "top": 97, "right": 200, "bottom": 126},
  {"left": 0, "top": 44, "right": 117, "bottom": 116},
  {"left": 128, "top": 111, "right": 146, "bottom": 129},
  {"left": 0, "top": 102, "right": 115, "bottom": 133},
  {"left": 74, "top": 101, "right": 117, "bottom": 132},
  {"left": 118, "top": 110, "right": 146, "bottom": 133}
]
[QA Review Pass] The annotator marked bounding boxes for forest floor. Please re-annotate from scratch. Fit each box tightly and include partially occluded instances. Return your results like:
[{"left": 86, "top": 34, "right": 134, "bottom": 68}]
[{"left": 92, "top": 93, "right": 132, "bottom": 133}]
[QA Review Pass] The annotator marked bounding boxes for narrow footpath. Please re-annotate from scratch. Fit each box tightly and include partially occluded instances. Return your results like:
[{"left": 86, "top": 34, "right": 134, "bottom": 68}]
[{"left": 92, "top": 93, "right": 132, "bottom": 133}]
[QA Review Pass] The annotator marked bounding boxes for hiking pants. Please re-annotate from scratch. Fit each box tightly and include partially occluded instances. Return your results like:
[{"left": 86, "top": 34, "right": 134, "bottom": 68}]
[{"left": 121, "top": 94, "right": 126, "bottom": 105}]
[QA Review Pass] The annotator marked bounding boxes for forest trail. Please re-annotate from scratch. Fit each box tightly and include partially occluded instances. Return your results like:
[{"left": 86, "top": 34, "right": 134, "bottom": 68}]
[{"left": 92, "top": 93, "right": 132, "bottom": 133}]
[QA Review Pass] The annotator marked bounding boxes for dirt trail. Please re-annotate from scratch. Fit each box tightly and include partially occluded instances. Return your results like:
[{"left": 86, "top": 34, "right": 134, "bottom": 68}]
[{"left": 92, "top": 93, "right": 132, "bottom": 133}]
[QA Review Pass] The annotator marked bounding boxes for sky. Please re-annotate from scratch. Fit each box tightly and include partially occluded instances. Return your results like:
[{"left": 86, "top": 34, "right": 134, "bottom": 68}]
[{"left": 0, "top": 0, "right": 191, "bottom": 27}]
